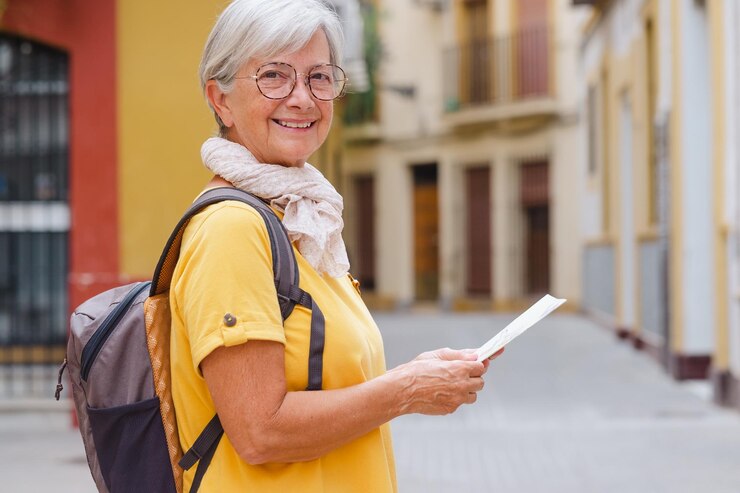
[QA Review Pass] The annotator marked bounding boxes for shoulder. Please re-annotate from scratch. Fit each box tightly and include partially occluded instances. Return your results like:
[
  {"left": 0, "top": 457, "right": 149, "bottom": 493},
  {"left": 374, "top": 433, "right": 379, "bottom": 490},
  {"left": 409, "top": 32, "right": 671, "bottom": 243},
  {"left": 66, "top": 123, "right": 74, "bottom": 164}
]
[
  {"left": 177, "top": 200, "right": 281, "bottom": 263},
  {"left": 193, "top": 200, "right": 266, "bottom": 229},
  {"left": 185, "top": 200, "right": 273, "bottom": 242}
]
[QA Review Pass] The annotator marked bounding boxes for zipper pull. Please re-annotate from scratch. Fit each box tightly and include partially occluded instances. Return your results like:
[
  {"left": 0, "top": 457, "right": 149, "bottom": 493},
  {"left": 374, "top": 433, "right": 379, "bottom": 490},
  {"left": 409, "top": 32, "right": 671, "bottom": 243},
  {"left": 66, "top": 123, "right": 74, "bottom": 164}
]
[{"left": 54, "top": 358, "right": 68, "bottom": 401}]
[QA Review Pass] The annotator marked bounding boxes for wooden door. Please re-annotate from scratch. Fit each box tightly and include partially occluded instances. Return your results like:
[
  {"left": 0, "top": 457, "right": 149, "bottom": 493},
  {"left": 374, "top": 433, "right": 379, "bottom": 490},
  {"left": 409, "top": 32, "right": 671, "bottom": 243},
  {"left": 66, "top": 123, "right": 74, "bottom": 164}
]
[
  {"left": 466, "top": 167, "right": 492, "bottom": 296},
  {"left": 520, "top": 160, "right": 550, "bottom": 295},
  {"left": 354, "top": 175, "right": 375, "bottom": 290},
  {"left": 525, "top": 205, "right": 550, "bottom": 294},
  {"left": 413, "top": 164, "right": 439, "bottom": 300}
]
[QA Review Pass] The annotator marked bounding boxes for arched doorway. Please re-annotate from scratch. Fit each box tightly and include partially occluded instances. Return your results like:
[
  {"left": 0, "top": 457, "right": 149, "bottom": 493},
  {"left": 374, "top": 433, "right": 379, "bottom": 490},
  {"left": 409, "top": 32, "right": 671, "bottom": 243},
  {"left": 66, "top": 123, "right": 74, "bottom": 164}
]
[{"left": 0, "top": 34, "right": 69, "bottom": 388}]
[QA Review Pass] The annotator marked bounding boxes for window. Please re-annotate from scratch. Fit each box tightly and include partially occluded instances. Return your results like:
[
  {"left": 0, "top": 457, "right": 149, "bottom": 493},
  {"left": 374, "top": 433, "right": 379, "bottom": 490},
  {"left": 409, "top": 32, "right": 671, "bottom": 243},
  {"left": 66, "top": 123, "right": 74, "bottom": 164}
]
[{"left": 587, "top": 85, "right": 598, "bottom": 175}]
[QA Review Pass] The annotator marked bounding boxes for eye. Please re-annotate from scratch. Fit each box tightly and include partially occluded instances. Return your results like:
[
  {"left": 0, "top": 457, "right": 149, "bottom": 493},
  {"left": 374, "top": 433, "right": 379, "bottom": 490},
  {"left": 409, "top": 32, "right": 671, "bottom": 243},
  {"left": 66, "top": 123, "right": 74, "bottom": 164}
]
[
  {"left": 309, "top": 71, "right": 333, "bottom": 83},
  {"left": 259, "top": 70, "right": 290, "bottom": 81}
]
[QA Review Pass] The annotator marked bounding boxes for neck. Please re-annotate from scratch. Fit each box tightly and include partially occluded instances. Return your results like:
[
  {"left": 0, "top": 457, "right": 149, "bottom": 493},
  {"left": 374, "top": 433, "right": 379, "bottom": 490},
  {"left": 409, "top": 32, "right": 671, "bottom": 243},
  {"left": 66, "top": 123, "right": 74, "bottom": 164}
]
[{"left": 206, "top": 175, "right": 233, "bottom": 190}]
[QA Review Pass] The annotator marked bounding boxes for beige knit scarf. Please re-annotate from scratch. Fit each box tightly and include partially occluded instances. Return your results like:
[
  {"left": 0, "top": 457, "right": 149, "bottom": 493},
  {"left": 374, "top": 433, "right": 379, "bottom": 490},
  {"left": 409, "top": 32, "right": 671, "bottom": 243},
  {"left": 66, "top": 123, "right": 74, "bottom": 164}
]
[{"left": 201, "top": 137, "right": 349, "bottom": 278}]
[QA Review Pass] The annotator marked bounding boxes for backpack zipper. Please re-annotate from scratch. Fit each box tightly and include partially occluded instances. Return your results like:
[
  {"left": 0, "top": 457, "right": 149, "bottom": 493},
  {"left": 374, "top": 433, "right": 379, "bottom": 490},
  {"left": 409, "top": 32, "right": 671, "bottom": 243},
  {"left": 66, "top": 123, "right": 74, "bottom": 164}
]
[
  {"left": 80, "top": 281, "right": 151, "bottom": 382},
  {"left": 54, "top": 358, "right": 67, "bottom": 400}
]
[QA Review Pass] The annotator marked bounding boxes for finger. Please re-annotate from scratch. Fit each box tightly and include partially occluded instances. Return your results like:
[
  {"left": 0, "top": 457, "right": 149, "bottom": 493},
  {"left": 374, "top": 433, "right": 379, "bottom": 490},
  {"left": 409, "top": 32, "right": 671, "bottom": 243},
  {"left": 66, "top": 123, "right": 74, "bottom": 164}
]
[
  {"left": 488, "top": 347, "right": 505, "bottom": 360},
  {"left": 467, "top": 376, "right": 484, "bottom": 392},
  {"left": 460, "top": 348, "right": 482, "bottom": 361},
  {"left": 466, "top": 392, "right": 478, "bottom": 404},
  {"left": 464, "top": 361, "right": 486, "bottom": 377}
]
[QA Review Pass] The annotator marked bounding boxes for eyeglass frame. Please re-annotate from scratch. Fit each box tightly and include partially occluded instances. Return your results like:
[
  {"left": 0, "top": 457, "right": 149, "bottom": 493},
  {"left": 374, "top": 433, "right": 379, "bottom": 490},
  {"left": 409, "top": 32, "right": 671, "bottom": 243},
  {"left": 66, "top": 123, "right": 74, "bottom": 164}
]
[{"left": 234, "top": 62, "right": 349, "bottom": 101}]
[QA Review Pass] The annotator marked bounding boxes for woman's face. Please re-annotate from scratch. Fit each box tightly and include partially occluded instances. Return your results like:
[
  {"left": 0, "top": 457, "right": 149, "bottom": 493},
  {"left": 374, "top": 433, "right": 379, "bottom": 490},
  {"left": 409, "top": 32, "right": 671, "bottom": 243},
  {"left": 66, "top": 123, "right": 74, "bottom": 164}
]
[{"left": 220, "top": 30, "right": 334, "bottom": 168}]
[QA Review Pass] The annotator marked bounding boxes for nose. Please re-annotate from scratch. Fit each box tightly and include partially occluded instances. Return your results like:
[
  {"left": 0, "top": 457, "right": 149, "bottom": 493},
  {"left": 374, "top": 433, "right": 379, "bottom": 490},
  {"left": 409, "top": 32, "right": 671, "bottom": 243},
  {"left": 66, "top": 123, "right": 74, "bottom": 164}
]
[{"left": 285, "top": 75, "right": 315, "bottom": 109}]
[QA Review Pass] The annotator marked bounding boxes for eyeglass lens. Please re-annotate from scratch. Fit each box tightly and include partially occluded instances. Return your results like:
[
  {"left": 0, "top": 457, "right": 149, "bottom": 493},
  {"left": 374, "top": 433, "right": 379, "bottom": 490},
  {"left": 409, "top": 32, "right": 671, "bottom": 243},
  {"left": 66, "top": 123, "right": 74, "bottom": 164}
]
[{"left": 256, "top": 63, "right": 346, "bottom": 100}]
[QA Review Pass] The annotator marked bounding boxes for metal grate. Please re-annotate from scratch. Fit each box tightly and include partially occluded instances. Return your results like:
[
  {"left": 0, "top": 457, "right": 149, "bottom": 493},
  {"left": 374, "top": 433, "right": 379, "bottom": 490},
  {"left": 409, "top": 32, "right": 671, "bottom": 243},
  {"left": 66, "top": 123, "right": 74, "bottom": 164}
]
[{"left": 0, "top": 34, "right": 70, "bottom": 398}]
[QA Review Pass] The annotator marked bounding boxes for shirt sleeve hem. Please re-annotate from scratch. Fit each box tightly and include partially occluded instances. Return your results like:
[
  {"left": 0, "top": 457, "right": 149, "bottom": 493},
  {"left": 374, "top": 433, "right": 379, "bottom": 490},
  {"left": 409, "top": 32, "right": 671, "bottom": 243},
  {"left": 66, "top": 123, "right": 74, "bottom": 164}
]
[{"left": 191, "top": 323, "right": 287, "bottom": 374}]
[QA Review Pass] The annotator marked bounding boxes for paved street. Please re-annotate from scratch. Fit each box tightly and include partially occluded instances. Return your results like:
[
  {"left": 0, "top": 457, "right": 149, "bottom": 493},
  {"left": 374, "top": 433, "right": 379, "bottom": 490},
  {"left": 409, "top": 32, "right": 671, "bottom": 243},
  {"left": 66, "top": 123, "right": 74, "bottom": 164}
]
[
  {"left": 2, "top": 311, "right": 740, "bottom": 492},
  {"left": 379, "top": 311, "right": 740, "bottom": 493}
]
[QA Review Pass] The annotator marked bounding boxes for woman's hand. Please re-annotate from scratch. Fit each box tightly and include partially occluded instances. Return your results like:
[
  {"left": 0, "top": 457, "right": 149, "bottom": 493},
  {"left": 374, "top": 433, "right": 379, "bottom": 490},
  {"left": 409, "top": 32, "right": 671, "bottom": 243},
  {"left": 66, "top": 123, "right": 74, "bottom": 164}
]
[{"left": 389, "top": 346, "right": 504, "bottom": 416}]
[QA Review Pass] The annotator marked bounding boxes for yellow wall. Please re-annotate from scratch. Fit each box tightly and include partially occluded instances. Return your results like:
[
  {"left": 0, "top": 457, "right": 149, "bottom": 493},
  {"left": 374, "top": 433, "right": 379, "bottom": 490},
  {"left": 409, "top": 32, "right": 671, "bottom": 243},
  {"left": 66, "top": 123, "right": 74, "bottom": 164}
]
[
  {"left": 708, "top": 0, "right": 729, "bottom": 369},
  {"left": 117, "top": 0, "right": 229, "bottom": 277}
]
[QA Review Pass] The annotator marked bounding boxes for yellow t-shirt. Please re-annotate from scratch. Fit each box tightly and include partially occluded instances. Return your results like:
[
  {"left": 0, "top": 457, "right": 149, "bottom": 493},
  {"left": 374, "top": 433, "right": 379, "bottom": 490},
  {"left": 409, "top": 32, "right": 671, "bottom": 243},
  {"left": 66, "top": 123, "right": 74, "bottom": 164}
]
[{"left": 170, "top": 200, "right": 397, "bottom": 492}]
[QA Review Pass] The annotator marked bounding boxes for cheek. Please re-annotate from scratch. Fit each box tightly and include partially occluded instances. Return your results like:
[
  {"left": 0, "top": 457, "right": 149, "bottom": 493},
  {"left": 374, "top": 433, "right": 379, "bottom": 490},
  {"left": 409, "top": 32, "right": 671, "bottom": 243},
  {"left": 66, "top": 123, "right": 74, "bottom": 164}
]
[{"left": 319, "top": 104, "right": 334, "bottom": 132}]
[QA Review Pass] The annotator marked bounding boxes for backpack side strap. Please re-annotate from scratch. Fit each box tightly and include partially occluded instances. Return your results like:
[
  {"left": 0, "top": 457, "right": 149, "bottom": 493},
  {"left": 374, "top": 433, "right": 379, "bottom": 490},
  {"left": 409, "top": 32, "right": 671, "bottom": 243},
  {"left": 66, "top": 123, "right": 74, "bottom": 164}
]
[{"left": 178, "top": 415, "right": 223, "bottom": 493}]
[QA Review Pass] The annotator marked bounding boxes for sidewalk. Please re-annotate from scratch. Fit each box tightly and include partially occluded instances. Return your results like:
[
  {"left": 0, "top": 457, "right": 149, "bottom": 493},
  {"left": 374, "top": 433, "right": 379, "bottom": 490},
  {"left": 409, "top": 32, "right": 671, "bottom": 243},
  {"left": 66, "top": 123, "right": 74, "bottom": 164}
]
[{"left": 2, "top": 312, "right": 740, "bottom": 492}]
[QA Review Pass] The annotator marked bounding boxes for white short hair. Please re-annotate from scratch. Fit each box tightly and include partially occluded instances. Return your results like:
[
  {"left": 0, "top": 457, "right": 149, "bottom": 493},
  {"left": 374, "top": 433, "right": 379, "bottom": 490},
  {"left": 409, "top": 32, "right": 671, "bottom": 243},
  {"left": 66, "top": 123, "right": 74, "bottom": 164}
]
[{"left": 199, "top": 0, "right": 344, "bottom": 135}]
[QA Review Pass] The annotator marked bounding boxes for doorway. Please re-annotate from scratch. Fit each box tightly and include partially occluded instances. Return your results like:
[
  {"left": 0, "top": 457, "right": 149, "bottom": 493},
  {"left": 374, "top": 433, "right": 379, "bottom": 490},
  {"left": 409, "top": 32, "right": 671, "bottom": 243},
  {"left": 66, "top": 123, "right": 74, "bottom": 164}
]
[
  {"left": 466, "top": 166, "right": 492, "bottom": 296},
  {"left": 413, "top": 164, "right": 439, "bottom": 301},
  {"left": 353, "top": 175, "right": 376, "bottom": 290},
  {"left": 0, "top": 35, "right": 69, "bottom": 364},
  {"left": 520, "top": 160, "right": 550, "bottom": 295}
]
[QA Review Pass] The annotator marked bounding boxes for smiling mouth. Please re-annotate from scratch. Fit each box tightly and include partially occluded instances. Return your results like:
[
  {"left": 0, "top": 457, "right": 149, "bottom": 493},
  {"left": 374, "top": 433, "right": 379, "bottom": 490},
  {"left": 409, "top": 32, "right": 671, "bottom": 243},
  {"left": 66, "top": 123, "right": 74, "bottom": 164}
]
[{"left": 274, "top": 120, "right": 315, "bottom": 129}]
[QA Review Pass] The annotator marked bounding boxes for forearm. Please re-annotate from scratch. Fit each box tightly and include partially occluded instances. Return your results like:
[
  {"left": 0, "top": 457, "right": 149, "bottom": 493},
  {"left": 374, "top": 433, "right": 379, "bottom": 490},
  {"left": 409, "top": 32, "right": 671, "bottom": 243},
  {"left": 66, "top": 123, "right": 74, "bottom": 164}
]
[
  {"left": 253, "top": 369, "right": 408, "bottom": 463},
  {"left": 203, "top": 342, "right": 484, "bottom": 465}
]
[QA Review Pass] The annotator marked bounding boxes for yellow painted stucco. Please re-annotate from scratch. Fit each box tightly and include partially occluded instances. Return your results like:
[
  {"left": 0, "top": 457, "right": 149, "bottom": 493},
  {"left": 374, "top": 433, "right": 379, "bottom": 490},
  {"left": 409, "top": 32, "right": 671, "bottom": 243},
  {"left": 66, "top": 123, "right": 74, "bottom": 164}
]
[
  {"left": 708, "top": 0, "right": 729, "bottom": 369},
  {"left": 117, "top": 0, "right": 228, "bottom": 277},
  {"left": 610, "top": 49, "right": 633, "bottom": 327},
  {"left": 640, "top": 0, "right": 658, "bottom": 234},
  {"left": 669, "top": 0, "right": 684, "bottom": 351}
]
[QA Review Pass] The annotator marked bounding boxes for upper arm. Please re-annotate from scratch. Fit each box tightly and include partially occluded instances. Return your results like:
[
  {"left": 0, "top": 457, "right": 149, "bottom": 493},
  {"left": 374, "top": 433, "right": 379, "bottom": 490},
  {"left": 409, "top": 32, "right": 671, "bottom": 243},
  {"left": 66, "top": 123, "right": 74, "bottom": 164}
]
[{"left": 200, "top": 339, "right": 287, "bottom": 464}]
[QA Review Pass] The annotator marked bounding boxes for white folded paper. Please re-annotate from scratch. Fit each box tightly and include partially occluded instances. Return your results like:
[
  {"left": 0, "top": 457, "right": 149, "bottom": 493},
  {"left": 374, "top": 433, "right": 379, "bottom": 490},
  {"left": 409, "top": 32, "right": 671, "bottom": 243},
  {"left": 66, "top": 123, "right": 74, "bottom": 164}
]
[{"left": 475, "top": 294, "right": 566, "bottom": 362}]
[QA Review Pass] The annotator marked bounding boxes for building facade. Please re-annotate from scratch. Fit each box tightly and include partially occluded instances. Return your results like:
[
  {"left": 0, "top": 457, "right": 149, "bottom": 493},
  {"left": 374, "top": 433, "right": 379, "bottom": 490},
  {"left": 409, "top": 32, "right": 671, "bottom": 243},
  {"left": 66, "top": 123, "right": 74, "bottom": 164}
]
[
  {"left": 0, "top": 0, "right": 363, "bottom": 395},
  {"left": 577, "top": 0, "right": 740, "bottom": 408},
  {"left": 340, "top": 0, "right": 585, "bottom": 310}
]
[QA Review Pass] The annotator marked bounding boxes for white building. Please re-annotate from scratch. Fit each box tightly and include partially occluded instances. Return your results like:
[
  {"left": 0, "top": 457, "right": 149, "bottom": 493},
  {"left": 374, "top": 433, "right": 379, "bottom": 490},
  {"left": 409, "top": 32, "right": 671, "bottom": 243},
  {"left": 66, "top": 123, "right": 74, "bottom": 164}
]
[
  {"left": 340, "top": 0, "right": 587, "bottom": 312},
  {"left": 577, "top": 0, "right": 740, "bottom": 407}
]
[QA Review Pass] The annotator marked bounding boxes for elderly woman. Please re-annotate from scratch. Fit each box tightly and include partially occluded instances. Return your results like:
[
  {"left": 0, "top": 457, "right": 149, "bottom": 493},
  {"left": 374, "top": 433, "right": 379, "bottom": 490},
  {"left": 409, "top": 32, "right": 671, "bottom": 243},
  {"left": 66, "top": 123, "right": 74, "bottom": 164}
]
[{"left": 170, "top": 0, "right": 502, "bottom": 491}]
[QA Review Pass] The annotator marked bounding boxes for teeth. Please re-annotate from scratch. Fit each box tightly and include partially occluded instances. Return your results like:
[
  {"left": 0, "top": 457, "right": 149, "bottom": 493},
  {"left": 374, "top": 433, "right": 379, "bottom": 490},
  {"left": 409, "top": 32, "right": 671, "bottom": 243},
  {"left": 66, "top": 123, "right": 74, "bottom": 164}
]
[{"left": 278, "top": 120, "right": 312, "bottom": 129}]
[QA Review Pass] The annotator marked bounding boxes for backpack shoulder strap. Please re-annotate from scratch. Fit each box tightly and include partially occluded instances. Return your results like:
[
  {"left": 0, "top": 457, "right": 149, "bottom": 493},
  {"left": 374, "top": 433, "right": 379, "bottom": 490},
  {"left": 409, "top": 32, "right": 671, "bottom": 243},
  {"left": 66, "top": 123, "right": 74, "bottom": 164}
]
[
  {"left": 150, "top": 187, "right": 297, "bottom": 314},
  {"left": 161, "top": 187, "right": 326, "bottom": 492}
]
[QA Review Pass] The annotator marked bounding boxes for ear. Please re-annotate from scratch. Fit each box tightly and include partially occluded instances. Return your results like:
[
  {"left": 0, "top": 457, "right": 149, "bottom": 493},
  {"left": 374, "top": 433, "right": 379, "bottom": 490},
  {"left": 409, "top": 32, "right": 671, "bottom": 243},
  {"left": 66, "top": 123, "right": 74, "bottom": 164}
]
[{"left": 205, "top": 79, "right": 234, "bottom": 128}]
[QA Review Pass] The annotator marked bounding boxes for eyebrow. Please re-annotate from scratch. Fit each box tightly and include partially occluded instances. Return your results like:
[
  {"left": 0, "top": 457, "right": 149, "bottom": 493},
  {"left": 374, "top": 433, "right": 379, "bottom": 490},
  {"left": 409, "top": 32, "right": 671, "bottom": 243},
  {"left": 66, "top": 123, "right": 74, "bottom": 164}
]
[{"left": 259, "top": 61, "right": 332, "bottom": 72}]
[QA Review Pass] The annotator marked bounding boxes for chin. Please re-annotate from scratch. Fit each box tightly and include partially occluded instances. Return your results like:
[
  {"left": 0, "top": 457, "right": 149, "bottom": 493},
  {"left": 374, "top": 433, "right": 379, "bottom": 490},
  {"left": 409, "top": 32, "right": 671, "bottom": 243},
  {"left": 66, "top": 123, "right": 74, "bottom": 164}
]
[{"left": 275, "top": 156, "right": 308, "bottom": 168}]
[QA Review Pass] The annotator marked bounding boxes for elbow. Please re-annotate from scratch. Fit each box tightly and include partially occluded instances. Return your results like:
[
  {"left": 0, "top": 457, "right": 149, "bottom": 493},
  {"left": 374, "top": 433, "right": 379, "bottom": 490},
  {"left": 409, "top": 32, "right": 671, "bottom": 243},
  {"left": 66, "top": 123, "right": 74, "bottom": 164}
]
[
  {"left": 239, "top": 448, "right": 270, "bottom": 466},
  {"left": 234, "top": 429, "right": 320, "bottom": 465},
  {"left": 235, "top": 433, "right": 274, "bottom": 465}
]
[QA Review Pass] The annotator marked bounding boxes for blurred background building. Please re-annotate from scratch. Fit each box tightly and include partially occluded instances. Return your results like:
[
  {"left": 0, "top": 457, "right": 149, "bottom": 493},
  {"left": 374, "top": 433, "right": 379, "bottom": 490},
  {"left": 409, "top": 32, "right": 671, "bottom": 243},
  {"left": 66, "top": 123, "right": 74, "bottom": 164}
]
[
  {"left": 0, "top": 0, "right": 738, "bottom": 411},
  {"left": 575, "top": 0, "right": 740, "bottom": 408},
  {"left": 339, "top": 0, "right": 583, "bottom": 313},
  {"left": 0, "top": 0, "right": 364, "bottom": 397}
]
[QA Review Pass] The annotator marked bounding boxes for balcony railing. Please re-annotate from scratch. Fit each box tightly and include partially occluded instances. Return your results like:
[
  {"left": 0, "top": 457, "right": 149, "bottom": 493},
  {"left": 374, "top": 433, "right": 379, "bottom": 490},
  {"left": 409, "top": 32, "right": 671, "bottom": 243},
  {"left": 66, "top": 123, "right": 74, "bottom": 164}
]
[{"left": 444, "top": 26, "right": 552, "bottom": 112}]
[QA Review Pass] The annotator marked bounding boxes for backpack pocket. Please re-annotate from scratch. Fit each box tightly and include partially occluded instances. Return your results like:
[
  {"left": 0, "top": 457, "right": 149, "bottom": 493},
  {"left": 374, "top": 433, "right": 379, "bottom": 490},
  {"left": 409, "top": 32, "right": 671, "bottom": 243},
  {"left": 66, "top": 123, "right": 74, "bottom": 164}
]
[{"left": 87, "top": 397, "right": 177, "bottom": 493}]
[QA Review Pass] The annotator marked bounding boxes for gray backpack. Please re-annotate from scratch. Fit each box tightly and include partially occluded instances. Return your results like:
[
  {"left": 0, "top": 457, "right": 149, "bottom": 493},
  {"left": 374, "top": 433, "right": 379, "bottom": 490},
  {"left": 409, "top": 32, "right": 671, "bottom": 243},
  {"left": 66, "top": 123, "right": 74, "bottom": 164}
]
[{"left": 56, "top": 187, "right": 326, "bottom": 493}]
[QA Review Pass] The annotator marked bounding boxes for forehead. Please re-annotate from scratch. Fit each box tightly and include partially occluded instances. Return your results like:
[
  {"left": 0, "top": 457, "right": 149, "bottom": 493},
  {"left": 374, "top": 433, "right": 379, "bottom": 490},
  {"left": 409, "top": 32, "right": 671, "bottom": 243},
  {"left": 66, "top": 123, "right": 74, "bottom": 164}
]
[{"left": 246, "top": 30, "right": 331, "bottom": 71}]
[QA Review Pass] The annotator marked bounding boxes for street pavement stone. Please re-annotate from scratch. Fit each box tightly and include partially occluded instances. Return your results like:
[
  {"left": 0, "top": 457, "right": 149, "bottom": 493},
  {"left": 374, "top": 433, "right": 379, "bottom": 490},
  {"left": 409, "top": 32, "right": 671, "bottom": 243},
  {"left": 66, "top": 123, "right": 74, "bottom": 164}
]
[
  {"left": 376, "top": 311, "right": 740, "bottom": 493},
  {"left": 1, "top": 311, "right": 739, "bottom": 492}
]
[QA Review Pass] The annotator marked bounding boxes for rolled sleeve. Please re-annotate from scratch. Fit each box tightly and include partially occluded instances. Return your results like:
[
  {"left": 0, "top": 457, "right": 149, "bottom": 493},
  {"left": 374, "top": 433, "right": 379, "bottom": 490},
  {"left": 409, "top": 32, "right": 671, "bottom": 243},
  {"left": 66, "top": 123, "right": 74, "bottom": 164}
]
[{"left": 172, "top": 201, "right": 287, "bottom": 374}]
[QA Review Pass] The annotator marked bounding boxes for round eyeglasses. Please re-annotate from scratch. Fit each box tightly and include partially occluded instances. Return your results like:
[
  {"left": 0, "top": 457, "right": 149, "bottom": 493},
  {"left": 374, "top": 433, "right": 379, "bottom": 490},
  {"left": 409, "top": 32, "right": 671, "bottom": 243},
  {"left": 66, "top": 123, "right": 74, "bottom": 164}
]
[{"left": 236, "top": 62, "right": 348, "bottom": 101}]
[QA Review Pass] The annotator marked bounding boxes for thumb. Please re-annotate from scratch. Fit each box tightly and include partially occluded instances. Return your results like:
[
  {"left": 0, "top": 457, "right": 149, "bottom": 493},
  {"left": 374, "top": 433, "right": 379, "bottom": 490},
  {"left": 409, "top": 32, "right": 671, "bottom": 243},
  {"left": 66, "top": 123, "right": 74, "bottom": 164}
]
[
  {"left": 460, "top": 348, "right": 481, "bottom": 360},
  {"left": 435, "top": 348, "right": 476, "bottom": 361}
]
